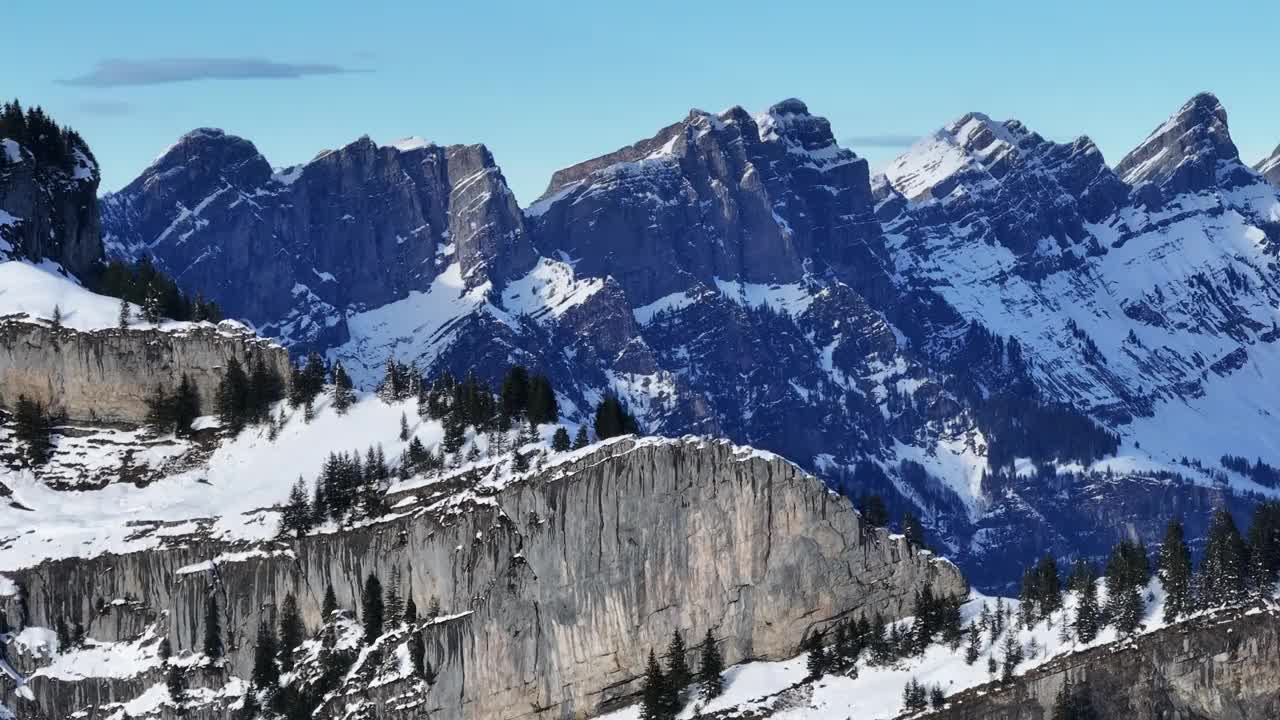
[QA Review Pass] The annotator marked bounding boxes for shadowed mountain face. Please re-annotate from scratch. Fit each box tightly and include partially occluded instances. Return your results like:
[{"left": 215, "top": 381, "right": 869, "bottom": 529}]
[{"left": 99, "top": 94, "right": 1280, "bottom": 588}]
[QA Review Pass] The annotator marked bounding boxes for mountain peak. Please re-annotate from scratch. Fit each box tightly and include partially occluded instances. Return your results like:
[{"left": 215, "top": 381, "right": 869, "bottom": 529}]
[
  {"left": 768, "top": 98, "right": 811, "bottom": 117},
  {"left": 881, "top": 111, "right": 1029, "bottom": 201},
  {"left": 1256, "top": 143, "right": 1280, "bottom": 187},
  {"left": 1113, "top": 91, "right": 1239, "bottom": 194}
]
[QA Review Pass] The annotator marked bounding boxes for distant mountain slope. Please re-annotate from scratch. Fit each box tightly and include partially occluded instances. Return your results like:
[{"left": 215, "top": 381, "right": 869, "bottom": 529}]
[{"left": 98, "top": 94, "right": 1280, "bottom": 588}]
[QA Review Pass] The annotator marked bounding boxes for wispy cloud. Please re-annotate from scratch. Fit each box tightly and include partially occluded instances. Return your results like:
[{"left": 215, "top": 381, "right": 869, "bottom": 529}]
[
  {"left": 63, "top": 58, "right": 366, "bottom": 87},
  {"left": 843, "top": 134, "right": 920, "bottom": 149},
  {"left": 76, "top": 100, "right": 134, "bottom": 116}
]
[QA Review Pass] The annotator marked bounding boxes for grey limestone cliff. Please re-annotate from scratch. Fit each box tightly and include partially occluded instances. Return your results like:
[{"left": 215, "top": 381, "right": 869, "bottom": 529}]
[
  {"left": 8, "top": 437, "right": 966, "bottom": 719},
  {"left": 0, "top": 320, "right": 289, "bottom": 425}
]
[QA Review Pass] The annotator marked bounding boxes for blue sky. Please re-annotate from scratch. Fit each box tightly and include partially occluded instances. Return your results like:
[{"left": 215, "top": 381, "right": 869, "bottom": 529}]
[{"left": 8, "top": 0, "right": 1278, "bottom": 204}]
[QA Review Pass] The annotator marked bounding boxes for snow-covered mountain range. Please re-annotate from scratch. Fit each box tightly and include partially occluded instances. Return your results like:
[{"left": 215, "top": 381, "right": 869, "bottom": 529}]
[{"left": 88, "top": 92, "right": 1280, "bottom": 588}]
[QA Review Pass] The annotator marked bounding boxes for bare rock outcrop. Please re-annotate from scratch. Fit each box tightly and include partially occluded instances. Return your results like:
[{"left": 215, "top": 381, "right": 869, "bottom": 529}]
[
  {"left": 9, "top": 437, "right": 966, "bottom": 719},
  {"left": 0, "top": 320, "right": 290, "bottom": 425}
]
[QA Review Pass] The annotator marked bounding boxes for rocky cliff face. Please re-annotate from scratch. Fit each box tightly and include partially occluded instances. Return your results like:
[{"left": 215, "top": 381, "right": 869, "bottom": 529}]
[
  {"left": 100, "top": 130, "right": 535, "bottom": 351},
  {"left": 7, "top": 438, "right": 965, "bottom": 720},
  {"left": 926, "top": 605, "right": 1280, "bottom": 720},
  {"left": 0, "top": 319, "right": 289, "bottom": 425},
  {"left": 0, "top": 131, "right": 101, "bottom": 276},
  {"left": 96, "top": 94, "right": 1280, "bottom": 593}
]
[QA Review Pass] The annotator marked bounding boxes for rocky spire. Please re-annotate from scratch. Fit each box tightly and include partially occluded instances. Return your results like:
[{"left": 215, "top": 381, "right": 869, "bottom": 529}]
[
  {"left": 1113, "top": 92, "right": 1242, "bottom": 196},
  {"left": 1256, "top": 144, "right": 1280, "bottom": 187}
]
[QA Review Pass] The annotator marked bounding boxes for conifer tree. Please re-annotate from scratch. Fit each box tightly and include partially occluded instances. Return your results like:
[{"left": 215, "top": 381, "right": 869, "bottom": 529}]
[
  {"left": 804, "top": 629, "right": 829, "bottom": 678},
  {"left": 278, "top": 593, "right": 304, "bottom": 672},
  {"left": 118, "top": 297, "right": 131, "bottom": 329},
  {"left": 203, "top": 593, "right": 223, "bottom": 659},
  {"left": 13, "top": 395, "right": 54, "bottom": 466},
  {"left": 573, "top": 424, "right": 589, "bottom": 450},
  {"left": 399, "top": 412, "right": 410, "bottom": 441},
  {"left": 526, "top": 373, "right": 558, "bottom": 425},
  {"left": 1052, "top": 681, "right": 1099, "bottom": 720},
  {"left": 551, "top": 426, "right": 571, "bottom": 452},
  {"left": 279, "top": 477, "right": 313, "bottom": 538},
  {"left": 172, "top": 374, "right": 201, "bottom": 437},
  {"left": 500, "top": 366, "right": 530, "bottom": 420},
  {"left": 385, "top": 567, "right": 403, "bottom": 625},
  {"left": 964, "top": 622, "right": 981, "bottom": 665},
  {"left": 427, "top": 595, "right": 441, "bottom": 620},
  {"left": 216, "top": 356, "right": 250, "bottom": 431},
  {"left": 331, "top": 361, "right": 355, "bottom": 414},
  {"left": 900, "top": 511, "right": 925, "bottom": 548},
  {"left": 409, "top": 630, "right": 426, "bottom": 679},
  {"left": 1074, "top": 568, "right": 1101, "bottom": 643},
  {"left": 640, "top": 649, "right": 669, "bottom": 720},
  {"left": 361, "top": 573, "right": 385, "bottom": 645},
  {"left": 698, "top": 628, "right": 723, "bottom": 699},
  {"left": 1247, "top": 500, "right": 1280, "bottom": 594},
  {"left": 251, "top": 618, "right": 279, "bottom": 688},
  {"left": 56, "top": 617, "right": 71, "bottom": 650},
  {"left": 1200, "top": 508, "right": 1248, "bottom": 608},
  {"left": 166, "top": 664, "right": 186, "bottom": 707},
  {"left": 665, "top": 631, "right": 691, "bottom": 700},
  {"left": 322, "top": 584, "right": 338, "bottom": 618},
  {"left": 1000, "top": 632, "right": 1022, "bottom": 680},
  {"left": 1158, "top": 519, "right": 1193, "bottom": 622},
  {"left": 404, "top": 596, "right": 418, "bottom": 624},
  {"left": 593, "top": 395, "right": 638, "bottom": 440}
]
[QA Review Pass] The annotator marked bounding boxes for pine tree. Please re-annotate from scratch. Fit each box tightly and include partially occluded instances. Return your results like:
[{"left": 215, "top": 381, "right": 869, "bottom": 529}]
[
  {"left": 385, "top": 566, "right": 403, "bottom": 626},
  {"left": 409, "top": 630, "right": 426, "bottom": 678},
  {"left": 56, "top": 616, "right": 71, "bottom": 651},
  {"left": 573, "top": 424, "right": 589, "bottom": 449},
  {"left": 166, "top": 663, "right": 186, "bottom": 708},
  {"left": 251, "top": 618, "right": 279, "bottom": 688},
  {"left": 50, "top": 304, "right": 62, "bottom": 329},
  {"left": 332, "top": 361, "right": 355, "bottom": 415},
  {"left": 278, "top": 593, "right": 304, "bottom": 672},
  {"left": 399, "top": 412, "right": 410, "bottom": 441},
  {"left": 665, "top": 631, "right": 691, "bottom": 710},
  {"left": 172, "top": 374, "right": 201, "bottom": 437},
  {"left": 1200, "top": 508, "right": 1248, "bottom": 608},
  {"left": 216, "top": 356, "right": 250, "bottom": 432},
  {"left": 698, "top": 628, "right": 723, "bottom": 699},
  {"left": 362, "top": 573, "right": 385, "bottom": 645},
  {"left": 118, "top": 297, "right": 131, "bottom": 329},
  {"left": 203, "top": 593, "right": 223, "bottom": 659},
  {"left": 279, "top": 477, "right": 313, "bottom": 538},
  {"left": 526, "top": 373, "right": 558, "bottom": 425},
  {"left": 901, "top": 511, "right": 925, "bottom": 548},
  {"left": 964, "top": 621, "right": 982, "bottom": 665},
  {"left": 13, "top": 395, "right": 54, "bottom": 466},
  {"left": 1000, "top": 632, "right": 1022, "bottom": 681},
  {"left": 551, "top": 426, "right": 571, "bottom": 452},
  {"left": 404, "top": 596, "right": 418, "bottom": 624},
  {"left": 640, "top": 649, "right": 669, "bottom": 720},
  {"left": 322, "top": 584, "right": 338, "bottom": 618},
  {"left": 1074, "top": 570, "right": 1101, "bottom": 643},
  {"left": 427, "top": 595, "right": 441, "bottom": 620},
  {"left": 1052, "top": 681, "right": 1099, "bottom": 720},
  {"left": 804, "top": 629, "right": 830, "bottom": 678},
  {"left": 1248, "top": 501, "right": 1280, "bottom": 594},
  {"left": 1158, "top": 519, "right": 1193, "bottom": 622},
  {"left": 500, "top": 366, "right": 530, "bottom": 420},
  {"left": 593, "top": 395, "right": 638, "bottom": 440}
]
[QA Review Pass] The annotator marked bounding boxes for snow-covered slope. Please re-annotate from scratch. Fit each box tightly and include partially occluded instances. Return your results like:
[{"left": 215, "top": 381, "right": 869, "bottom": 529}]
[{"left": 91, "top": 93, "right": 1280, "bottom": 591}]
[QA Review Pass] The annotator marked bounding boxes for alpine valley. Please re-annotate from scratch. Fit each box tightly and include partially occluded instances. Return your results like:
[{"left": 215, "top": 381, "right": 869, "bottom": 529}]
[{"left": 0, "top": 89, "right": 1278, "bottom": 720}]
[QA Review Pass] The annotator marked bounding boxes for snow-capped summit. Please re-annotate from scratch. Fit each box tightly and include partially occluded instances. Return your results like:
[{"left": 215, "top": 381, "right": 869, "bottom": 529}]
[
  {"left": 1114, "top": 92, "right": 1248, "bottom": 197},
  {"left": 1256, "top": 143, "right": 1280, "bottom": 187}
]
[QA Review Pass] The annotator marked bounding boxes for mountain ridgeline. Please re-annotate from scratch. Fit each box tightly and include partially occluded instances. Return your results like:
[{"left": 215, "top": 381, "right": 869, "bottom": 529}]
[{"left": 93, "top": 93, "right": 1280, "bottom": 588}]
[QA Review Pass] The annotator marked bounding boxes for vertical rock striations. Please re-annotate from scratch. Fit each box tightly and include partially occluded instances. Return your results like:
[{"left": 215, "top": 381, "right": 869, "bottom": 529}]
[{"left": 10, "top": 438, "right": 965, "bottom": 720}]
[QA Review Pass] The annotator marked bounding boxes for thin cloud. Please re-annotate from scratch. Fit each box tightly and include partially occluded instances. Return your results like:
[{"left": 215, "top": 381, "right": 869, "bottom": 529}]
[
  {"left": 843, "top": 134, "right": 921, "bottom": 148},
  {"left": 63, "top": 58, "right": 366, "bottom": 87},
  {"left": 76, "top": 100, "right": 134, "bottom": 116}
]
